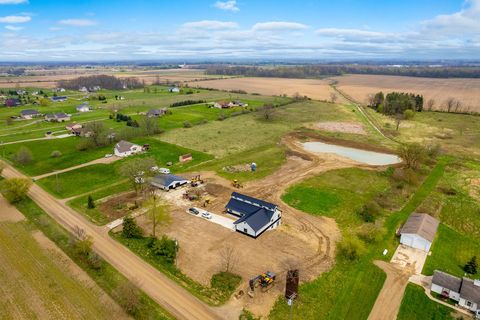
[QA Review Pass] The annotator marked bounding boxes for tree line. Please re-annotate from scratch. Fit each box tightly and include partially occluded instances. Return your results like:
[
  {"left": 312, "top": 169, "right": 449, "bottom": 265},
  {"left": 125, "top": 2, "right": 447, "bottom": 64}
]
[
  {"left": 205, "top": 65, "right": 480, "bottom": 79},
  {"left": 57, "top": 75, "right": 143, "bottom": 90}
]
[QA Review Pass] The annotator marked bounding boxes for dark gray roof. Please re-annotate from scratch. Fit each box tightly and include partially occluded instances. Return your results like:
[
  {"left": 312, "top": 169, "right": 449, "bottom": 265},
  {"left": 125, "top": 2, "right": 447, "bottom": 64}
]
[
  {"left": 234, "top": 208, "right": 274, "bottom": 232},
  {"left": 21, "top": 109, "right": 40, "bottom": 115},
  {"left": 151, "top": 174, "right": 188, "bottom": 187},
  {"left": 147, "top": 108, "right": 166, "bottom": 116},
  {"left": 432, "top": 271, "right": 462, "bottom": 292},
  {"left": 55, "top": 112, "right": 69, "bottom": 118},
  {"left": 51, "top": 96, "right": 67, "bottom": 101},
  {"left": 231, "top": 192, "right": 277, "bottom": 212},
  {"left": 460, "top": 278, "right": 480, "bottom": 305},
  {"left": 115, "top": 140, "right": 137, "bottom": 153},
  {"left": 400, "top": 213, "right": 439, "bottom": 242}
]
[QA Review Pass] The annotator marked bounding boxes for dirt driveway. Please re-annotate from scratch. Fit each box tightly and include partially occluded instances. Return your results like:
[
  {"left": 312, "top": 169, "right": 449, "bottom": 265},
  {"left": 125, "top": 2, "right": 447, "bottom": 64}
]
[{"left": 391, "top": 244, "right": 428, "bottom": 275}]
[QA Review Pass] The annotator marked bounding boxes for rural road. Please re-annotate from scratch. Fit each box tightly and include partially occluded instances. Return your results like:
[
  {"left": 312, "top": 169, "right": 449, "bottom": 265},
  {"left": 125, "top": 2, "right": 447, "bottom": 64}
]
[
  {"left": 367, "top": 260, "right": 412, "bottom": 320},
  {"left": 2, "top": 164, "right": 222, "bottom": 320}
]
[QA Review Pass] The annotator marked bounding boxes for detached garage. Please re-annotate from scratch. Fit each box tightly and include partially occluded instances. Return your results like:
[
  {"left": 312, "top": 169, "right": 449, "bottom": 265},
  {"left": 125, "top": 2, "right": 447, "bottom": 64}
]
[{"left": 400, "top": 213, "right": 439, "bottom": 252}]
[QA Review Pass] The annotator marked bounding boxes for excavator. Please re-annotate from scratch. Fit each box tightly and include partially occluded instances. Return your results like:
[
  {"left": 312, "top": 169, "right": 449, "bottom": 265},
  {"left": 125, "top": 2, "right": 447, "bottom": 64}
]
[
  {"left": 232, "top": 179, "right": 243, "bottom": 189},
  {"left": 190, "top": 175, "right": 204, "bottom": 187},
  {"left": 249, "top": 271, "right": 276, "bottom": 294}
]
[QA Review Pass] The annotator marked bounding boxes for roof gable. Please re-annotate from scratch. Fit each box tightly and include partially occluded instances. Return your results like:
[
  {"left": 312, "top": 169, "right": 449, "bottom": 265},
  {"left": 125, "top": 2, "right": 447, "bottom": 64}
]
[
  {"left": 400, "top": 213, "right": 439, "bottom": 242},
  {"left": 460, "top": 278, "right": 480, "bottom": 305},
  {"left": 432, "top": 270, "right": 462, "bottom": 292}
]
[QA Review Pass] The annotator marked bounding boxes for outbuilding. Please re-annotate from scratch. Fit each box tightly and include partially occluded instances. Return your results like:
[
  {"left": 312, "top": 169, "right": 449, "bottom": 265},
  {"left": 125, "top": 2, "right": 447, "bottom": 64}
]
[
  {"left": 400, "top": 213, "right": 439, "bottom": 252},
  {"left": 50, "top": 96, "right": 68, "bottom": 102},
  {"left": 225, "top": 192, "right": 281, "bottom": 238},
  {"left": 114, "top": 140, "right": 143, "bottom": 157},
  {"left": 150, "top": 174, "right": 189, "bottom": 191},
  {"left": 147, "top": 108, "right": 167, "bottom": 117}
]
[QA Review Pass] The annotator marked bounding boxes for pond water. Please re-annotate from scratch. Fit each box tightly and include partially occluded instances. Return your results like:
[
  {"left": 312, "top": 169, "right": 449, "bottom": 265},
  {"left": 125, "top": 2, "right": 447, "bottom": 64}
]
[{"left": 303, "top": 141, "right": 402, "bottom": 166}]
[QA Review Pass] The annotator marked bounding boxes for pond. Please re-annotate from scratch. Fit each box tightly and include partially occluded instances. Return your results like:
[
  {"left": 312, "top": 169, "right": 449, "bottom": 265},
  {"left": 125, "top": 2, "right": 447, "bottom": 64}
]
[{"left": 303, "top": 141, "right": 402, "bottom": 166}]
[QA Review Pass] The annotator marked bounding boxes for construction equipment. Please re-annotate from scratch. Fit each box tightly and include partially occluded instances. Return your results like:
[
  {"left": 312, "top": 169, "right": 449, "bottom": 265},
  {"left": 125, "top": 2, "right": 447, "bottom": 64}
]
[
  {"left": 190, "top": 175, "right": 204, "bottom": 187},
  {"left": 203, "top": 197, "right": 211, "bottom": 207},
  {"left": 232, "top": 179, "right": 243, "bottom": 189},
  {"left": 249, "top": 271, "right": 276, "bottom": 294}
]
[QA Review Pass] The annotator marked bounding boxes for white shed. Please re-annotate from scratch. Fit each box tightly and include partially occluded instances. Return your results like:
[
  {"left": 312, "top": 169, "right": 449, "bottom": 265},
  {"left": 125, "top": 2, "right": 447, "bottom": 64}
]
[{"left": 400, "top": 213, "right": 439, "bottom": 252}]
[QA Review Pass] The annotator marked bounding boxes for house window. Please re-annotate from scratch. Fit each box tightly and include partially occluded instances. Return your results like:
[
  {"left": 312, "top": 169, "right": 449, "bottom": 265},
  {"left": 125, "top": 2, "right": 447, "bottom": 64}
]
[
  {"left": 244, "top": 228, "right": 248, "bottom": 233},
  {"left": 467, "top": 300, "right": 473, "bottom": 307}
]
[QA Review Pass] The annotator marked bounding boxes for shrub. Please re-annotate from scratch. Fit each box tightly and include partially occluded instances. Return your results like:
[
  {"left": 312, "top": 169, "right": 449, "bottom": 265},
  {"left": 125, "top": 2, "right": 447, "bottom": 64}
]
[
  {"left": 358, "top": 201, "right": 382, "bottom": 222},
  {"left": 149, "top": 235, "right": 177, "bottom": 264},
  {"left": 210, "top": 272, "right": 242, "bottom": 294},
  {"left": 183, "top": 121, "right": 192, "bottom": 128},
  {"left": 357, "top": 223, "right": 385, "bottom": 243},
  {"left": 87, "top": 195, "right": 95, "bottom": 209},
  {"left": 464, "top": 256, "right": 478, "bottom": 275},
  {"left": 114, "top": 282, "right": 140, "bottom": 315},
  {"left": 404, "top": 109, "right": 415, "bottom": 120},
  {"left": 337, "top": 235, "right": 366, "bottom": 261},
  {"left": 51, "top": 150, "right": 62, "bottom": 158},
  {"left": 0, "top": 178, "right": 32, "bottom": 203},
  {"left": 122, "top": 216, "right": 143, "bottom": 239}
]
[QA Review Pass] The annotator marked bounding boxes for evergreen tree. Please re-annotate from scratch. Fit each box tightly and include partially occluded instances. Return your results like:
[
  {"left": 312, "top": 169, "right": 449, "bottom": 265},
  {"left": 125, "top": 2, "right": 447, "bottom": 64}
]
[
  {"left": 87, "top": 195, "right": 95, "bottom": 209},
  {"left": 464, "top": 256, "right": 478, "bottom": 275},
  {"left": 122, "top": 216, "right": 143, "bottom": 239}
]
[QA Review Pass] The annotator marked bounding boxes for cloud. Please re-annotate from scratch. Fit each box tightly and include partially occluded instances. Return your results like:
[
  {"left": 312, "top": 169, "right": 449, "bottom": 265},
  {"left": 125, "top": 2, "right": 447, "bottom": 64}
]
[
  {"left": 420, "top": 0, "right": 480, "bottom": 35},
  {"left": 252, "top": 21, "right": 308, "bottom": 31},
  {"left": 5, "top": 25, "right": 23, "bottom": 30},
  {"left": 316, "top": 28, "right": 390, "bottom": 39},
  {"left": 59, "top": 19, "right": 96, "bottom": 27},
  {"left": 214, "top": 0, "right": 239, "bottom": 12},
  {"left": 0, "top": 0, "right": 28, "bottom": 4},
  {"left": 181, "top": 20, "right": 238, "bottom": 30},
  {"left": 0, "top": 15, "right": 30, "bottom": 23}
]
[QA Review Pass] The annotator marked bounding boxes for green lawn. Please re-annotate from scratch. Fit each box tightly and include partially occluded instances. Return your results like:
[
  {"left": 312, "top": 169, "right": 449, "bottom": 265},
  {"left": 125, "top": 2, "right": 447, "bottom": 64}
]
[
  {"left": 397, "top": 284, "right": 455, "bottom": 320},
  {"left": 37, "top": 164, "right": 122, "bottom": 198},
  {"left": 282, "top": 168, "right": 390, "bottom": 227},
  {"left": 2, "top": 137, "right": 112, "bottom": 176}
]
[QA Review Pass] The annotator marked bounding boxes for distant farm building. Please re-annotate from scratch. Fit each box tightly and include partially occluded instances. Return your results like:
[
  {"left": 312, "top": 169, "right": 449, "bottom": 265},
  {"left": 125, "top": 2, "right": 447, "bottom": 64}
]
[
  {"left": 45, "top": 112, "right": 71, "bottom": 122},
  {"left": 20, "top": 109, "right": 41, "bottom": 119},
  {"left": 5, "top": 98, "right": 20, "bottom": 107},
  {"left": 150, "top": 174, "right": 189, "bottom": 191},
  {"left": 212, "top": 100, "right": 248, "bottom": 109},
  {"left": 225, "top": 192, "right": 282, "bottom": 238},
  {"left": 147, "top": 108, "right": 167, "bottom": 117},
  {"left": 169, "top": 87, "right": 180, "bottom": 93},
  {"left": 114, "top": 140, "right": 143, "bottom": 157},
  {"left": 179, "top": 154, "right": 193, "bottom": 163},
  {"left": 400, "top": 213, "right": 439, "bottom": 252},
  {"left": 76, "top": 103, "right": 91, "bottom": 112},
  {"left": 50, "top": 96, "right": 68, "bottom": 102}
]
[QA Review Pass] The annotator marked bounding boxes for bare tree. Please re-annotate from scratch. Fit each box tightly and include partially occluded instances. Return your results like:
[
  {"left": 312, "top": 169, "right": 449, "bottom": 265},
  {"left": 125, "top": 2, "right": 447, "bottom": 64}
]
[
  {"left": 366, "top": 93, "right": 376, "bottom": 107},
  {"left": 118, "top": 157, "right": 157, "bottom": 194},
  {"left": 114, "top": 282, "right": 141, "bottom": 315},
  {"left": 454, "top": 99, "right": 463, "bottom": 113},
  {"left": 395, "top": 113, "right": 404, "bottom": 131},
  {"left": 330, "top": 92, "right": 338, "bottom": 104},
  {"left": 445, "top": 97, "right": 456, "bottom": 113},
  {"left": 143, "top": 193, "right": 171, "bottom": 237},
  {"left": 219, "top": 244, "right": 239, "bottom": 273},
  {"left": 259, "top": 104, "right": 276, "bottom": 121},
  {"left": 84, "top": 121, "right": 106, "bottom": 146},
  {"left": 426, "top": 99, "right": 435, "bottom": 111}
]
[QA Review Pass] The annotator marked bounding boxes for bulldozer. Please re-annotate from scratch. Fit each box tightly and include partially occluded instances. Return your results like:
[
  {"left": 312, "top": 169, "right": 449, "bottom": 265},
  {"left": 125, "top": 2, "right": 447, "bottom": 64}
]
[
  {"left": 203, "top": 197, "right": 211, "bottom": 207},
  {"left": 232, "top": 179, "right": 243, "bottom": 189},
  {"left": 249, "top": 272, "right": 276, "bottom": 295}
]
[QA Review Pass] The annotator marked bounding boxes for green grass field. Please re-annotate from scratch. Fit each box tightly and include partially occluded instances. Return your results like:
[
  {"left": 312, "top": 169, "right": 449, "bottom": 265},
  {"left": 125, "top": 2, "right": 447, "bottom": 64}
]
[
  {"left": 397, "top": 284, "right": 455, "bottom": 320},
  {"left": 0, "top": 221, "right": 116, "bottom": 319}
]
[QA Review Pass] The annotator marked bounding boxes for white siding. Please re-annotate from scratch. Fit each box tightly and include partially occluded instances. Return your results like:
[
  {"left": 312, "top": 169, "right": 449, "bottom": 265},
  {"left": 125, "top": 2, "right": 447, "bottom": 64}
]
[
  {"left": 459, "top": 298, "right": 478, "bottom": 312},
  {"left": 431, "top": 283, "right": 460, "bottom": 301},
  {"left": 235, "top": 209, "right": 282, "bottom": 238},
  {"left": 400, "top": 233, "right": 432, "bottom": 252}
]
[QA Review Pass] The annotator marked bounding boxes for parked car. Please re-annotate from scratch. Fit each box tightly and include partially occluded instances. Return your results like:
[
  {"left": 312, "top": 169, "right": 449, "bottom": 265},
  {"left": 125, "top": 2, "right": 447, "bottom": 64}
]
[
  {"left": 201, "top": 212, "right": 212, "bottom": 219},
  {"left": 189, "top": 208, "right": 199, "bottom": 215},
  {"left": 159, "top": 168, "right": 170, "bottom": 174}
]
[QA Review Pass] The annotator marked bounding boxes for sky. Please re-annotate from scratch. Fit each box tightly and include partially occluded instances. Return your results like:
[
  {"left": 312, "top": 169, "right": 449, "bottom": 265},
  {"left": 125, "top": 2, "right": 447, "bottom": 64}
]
[{"left": 0, "top": 0, "right": 479, "bottom": 61}]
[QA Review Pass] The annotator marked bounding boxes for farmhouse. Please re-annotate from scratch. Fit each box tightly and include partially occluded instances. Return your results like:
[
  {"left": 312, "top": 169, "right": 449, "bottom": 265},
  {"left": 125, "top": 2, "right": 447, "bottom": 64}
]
[
  {"left": 212, "top": 100, "right": 248, "bottom": 109},
  {"left": 225, "top": 192, "right": 282, "bottom": 238},
  {"left": 50, "top": 96, "right": 68, "bottom": 102},
  {"left": 399, "top": 213, "right": 439, "bottom": 252},
  {"left": 169, "top": 87, "right": 180, "bottom": 93},
  {"left": 114, "top": 140, "right": 143, "bottom": 157},
  {"left": 45, "top": 112, "right": 71, "bottom": 122},
  {"left": 150, "top": 174, "right": 189, "bottom": 191},
  {"left": 20, "top": 109, "right": 41, "bottom": 119},
  {"left": 76, "top": 103, "right": 91, "bottom": 112},
  {"left": 431, "top": 270, "right": 480, "bottom": 313},
  {"left": 147, "top": 108, "right": 167, "bottom": 117}
]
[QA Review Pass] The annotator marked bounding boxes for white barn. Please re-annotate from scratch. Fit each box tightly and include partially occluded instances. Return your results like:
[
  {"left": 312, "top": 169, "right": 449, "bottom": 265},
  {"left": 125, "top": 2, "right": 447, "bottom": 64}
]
[
  {"left": 114, "top": 140, "right": 142, "bottom": 157},
  {"left": 400, "top": 213, "right": 439, "bottom": 252},
  {"left": 225, "top": 192, "right": 281, "bottom": 238}
]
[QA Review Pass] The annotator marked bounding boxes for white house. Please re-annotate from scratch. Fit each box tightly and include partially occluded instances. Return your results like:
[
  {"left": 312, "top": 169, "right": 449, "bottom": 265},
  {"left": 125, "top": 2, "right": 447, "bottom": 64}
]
[
  {"left": 169, "top": 87, "right": 180, "bottom": 93},
  {"left": 150, "top": 174, "right": 189, "bottom": 191},
  {"left": 400, "top": 213, "right": 439, "bottom": 252},
  {"left": 76, "top": 103, "right": 91, "bottom": 112},
  {"left": 431, "top": 271, "right": 462, "bottom": 301},
  {"left": 20, "top": 109, "right": 41, "bottom": 119},
  {"left": 431, "top": 270, "right": 480, "bottom": 314},
  {"left": 45, "top": 112, "right": 71, "bottom": 122},
  {"left": 114, "top": 140, "right": 143, "bottom": 157},
  {"left": 225, "top": 192, "right": 281, "bottom": 238}
]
